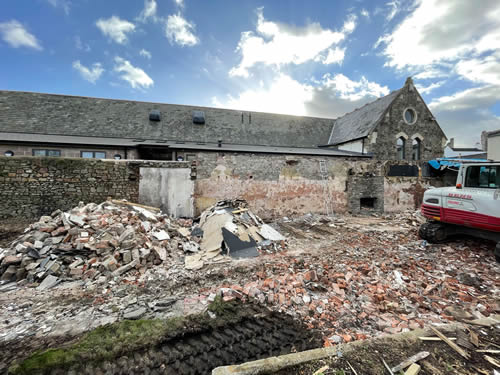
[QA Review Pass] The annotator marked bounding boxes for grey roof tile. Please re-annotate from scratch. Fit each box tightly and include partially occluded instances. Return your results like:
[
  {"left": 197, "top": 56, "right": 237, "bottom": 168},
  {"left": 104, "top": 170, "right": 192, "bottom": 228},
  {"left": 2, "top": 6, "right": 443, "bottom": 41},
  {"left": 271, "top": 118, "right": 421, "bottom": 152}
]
[
  {"left": 0, "top": 91, "right": 334, "bottom": 148},
  {"left": 327, "top": 90, "right": 401, "bottom": 145}
]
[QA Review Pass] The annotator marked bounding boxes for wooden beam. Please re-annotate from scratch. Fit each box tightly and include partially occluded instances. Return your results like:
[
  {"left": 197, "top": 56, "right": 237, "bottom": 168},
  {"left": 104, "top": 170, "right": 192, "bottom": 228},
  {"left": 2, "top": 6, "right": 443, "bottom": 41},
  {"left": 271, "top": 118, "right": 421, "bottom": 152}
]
[{"left": 430, "top": 327, "right": 470, "bottom": 360}]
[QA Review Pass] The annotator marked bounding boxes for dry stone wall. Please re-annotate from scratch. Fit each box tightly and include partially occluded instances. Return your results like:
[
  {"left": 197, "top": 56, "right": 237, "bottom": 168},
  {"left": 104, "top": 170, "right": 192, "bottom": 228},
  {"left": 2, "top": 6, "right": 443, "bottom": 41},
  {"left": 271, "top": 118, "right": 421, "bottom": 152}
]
[{"left": 0, "top": 157, "right": 189, "bottom": 219}]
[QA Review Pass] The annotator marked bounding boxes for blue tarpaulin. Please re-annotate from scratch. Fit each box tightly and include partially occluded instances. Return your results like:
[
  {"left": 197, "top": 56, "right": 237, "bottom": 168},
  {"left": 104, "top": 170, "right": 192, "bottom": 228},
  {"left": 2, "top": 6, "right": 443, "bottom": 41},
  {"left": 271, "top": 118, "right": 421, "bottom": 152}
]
[{"left": 428, "top": 158, "right": 488, "bottom": 170}]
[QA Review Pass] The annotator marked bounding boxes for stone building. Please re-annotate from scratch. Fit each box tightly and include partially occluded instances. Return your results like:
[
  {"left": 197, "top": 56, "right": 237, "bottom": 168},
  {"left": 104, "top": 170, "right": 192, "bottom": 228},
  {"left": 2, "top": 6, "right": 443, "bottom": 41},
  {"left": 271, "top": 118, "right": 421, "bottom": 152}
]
[
  {"left": 324, "top": 77, "right": 447, "bottom": 160},
  {"left": 0, "top": 78, "right": 449, "bottom": 218},
  {"left": 0, "top": 78, "right": 445, "bottom": 161}
]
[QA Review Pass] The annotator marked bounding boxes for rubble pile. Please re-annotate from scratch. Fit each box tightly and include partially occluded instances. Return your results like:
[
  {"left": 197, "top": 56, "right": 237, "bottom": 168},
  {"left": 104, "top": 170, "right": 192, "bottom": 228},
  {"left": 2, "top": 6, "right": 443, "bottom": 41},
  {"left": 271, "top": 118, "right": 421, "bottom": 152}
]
[
  {"left": 210, "top": 218, "right": 500, "bottom": 344},
  {"left": 0, "top": 199, "right": 288, "bottom": 289},
  {"left": 0, "top": 200, "right": 197, "bottom": 289},
  {"left": 186, "top": 199, "right": 286, "bottom": 270}
]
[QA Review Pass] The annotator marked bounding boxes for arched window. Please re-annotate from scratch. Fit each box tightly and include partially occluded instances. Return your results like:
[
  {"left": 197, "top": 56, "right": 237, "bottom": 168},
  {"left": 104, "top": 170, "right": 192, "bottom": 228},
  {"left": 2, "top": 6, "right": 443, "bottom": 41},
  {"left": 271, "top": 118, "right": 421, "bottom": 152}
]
[
  {"left": 412, "top": 138, "right": 421, "bottom": 160},
  {"left": 396, "top": 137, "right": 405, "bottom": 160}
]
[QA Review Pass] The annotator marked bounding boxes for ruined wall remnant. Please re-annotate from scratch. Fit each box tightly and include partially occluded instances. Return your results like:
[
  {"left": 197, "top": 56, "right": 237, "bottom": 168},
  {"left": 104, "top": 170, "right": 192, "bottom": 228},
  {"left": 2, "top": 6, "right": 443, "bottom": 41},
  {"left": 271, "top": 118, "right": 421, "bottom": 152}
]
[
  {"left": 0, "top": 157, "right": 190, "bottom": 219},
  {"left": 347, "top": 176, "right": 385, "bottom": 214},
  {"left": 193, "top": 152, "right": 381, "bottom": 219},
  {"left": 0, "top": 154, "right": 446, "bottom": 221}
]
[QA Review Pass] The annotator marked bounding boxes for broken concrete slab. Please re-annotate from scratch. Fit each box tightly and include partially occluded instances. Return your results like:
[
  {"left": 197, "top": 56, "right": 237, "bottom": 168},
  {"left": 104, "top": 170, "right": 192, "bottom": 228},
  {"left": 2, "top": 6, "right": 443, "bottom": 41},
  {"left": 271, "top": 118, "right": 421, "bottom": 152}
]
[
  {"left": 259, "top": 224, "right": 286, "bottom": 241},
  {"left": 152, "top": 230, "right": 170, "bottom": 241},
  {"left": 37, "top": 275, "right": 59, "bottom": 291}
]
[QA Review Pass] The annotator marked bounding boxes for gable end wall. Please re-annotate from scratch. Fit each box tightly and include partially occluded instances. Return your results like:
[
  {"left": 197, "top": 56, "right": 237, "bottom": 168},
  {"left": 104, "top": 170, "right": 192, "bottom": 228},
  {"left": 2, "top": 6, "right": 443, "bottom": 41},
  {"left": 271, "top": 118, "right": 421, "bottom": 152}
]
[{"left": 366, "top": 87, "right": 445, "bottom": 160}]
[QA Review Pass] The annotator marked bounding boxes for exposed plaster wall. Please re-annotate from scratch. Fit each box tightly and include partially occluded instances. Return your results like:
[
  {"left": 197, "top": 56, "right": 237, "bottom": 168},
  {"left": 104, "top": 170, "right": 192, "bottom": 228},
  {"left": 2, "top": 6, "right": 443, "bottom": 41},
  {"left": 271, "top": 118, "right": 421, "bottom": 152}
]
[{"left": 193, "top": 152, "right": 386, "bottom": 219}]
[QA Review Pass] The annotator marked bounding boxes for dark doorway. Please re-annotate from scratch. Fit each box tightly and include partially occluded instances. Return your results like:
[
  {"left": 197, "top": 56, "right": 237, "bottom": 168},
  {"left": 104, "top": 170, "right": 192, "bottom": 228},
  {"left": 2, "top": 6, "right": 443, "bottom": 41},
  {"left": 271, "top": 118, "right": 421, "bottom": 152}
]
[{"left": 360, "top": 197, "right": 376, "bottom": 209}]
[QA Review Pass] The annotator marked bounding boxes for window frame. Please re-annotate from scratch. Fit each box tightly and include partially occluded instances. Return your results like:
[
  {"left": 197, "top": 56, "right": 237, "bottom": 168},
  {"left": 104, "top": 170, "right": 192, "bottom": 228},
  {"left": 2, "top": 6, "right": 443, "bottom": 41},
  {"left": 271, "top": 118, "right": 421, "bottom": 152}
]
[
  {"left": 403, "top": 108, "right": 417, "bottom": 125},
  {"left": 80, "top": 151, "right": 107, "bottom": 159},
  {"left": 464, "top": 165, "right": 500, "bottom": 189},
  {"left": 32, "top": 149, "right": 61, "bottom": 157}
]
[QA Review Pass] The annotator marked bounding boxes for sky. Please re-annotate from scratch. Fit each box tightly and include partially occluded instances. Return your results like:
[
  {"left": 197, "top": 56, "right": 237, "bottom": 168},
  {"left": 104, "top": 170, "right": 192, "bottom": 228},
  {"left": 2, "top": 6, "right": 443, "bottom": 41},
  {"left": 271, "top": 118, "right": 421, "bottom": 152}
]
[{"left": 1, "top": 0, "right": 499, "bottom": 147}]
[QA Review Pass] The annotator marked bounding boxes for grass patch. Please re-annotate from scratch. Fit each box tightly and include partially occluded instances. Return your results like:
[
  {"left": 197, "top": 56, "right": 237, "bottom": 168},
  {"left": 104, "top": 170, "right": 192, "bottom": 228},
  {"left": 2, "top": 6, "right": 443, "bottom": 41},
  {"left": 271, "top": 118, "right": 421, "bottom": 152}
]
[
  {"left": 9, "top": 318, "right": 183, "bottom": 375},
  {"left": 9, "top": 298, "right": 244, "bottom": 375}
]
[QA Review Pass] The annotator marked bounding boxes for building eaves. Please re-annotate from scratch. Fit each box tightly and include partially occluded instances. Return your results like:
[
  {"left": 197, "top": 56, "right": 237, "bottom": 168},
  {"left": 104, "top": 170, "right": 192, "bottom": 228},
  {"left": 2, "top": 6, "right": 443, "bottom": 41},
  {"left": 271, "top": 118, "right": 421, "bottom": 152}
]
[{"left": 0, "top": 132, "right": 371, "bottom": 158}]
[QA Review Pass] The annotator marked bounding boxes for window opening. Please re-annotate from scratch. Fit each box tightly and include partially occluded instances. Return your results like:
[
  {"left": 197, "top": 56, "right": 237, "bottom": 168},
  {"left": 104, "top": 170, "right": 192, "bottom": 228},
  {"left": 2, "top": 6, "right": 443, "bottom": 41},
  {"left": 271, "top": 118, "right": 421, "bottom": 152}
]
[
  {"left": 32, "top": 149, "right": 61, "bottom": 157},
  {"left": 81, "top": 151, "right": 106, "bottom": 159},
  {"left": 412, "top": 138, "right": 421, "bottom": 160},
  {"left": 396, "top": 137, "right": 405, "bottom": 160}
]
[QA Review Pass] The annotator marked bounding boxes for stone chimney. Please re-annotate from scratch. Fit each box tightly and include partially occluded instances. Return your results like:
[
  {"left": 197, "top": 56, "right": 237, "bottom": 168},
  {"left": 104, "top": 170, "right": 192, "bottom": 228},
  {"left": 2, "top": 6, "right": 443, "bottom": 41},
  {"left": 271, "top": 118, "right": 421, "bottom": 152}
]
[
  {"left": 481, "top": 131, "right": 488, "bottom": 151},
  {"left": 405, "top": 77, "right": 414, "bottom": 92},
  {"left": 447, "top": 137, "right": 454, "bottom": 149}
]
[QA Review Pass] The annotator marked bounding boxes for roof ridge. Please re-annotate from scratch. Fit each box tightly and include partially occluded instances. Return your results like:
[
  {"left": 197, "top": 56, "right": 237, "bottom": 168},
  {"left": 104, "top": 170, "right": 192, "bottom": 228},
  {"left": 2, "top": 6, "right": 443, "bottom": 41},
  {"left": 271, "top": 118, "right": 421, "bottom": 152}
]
[{"left": 334, "top": 88, "right": 400, "bottom": 120}]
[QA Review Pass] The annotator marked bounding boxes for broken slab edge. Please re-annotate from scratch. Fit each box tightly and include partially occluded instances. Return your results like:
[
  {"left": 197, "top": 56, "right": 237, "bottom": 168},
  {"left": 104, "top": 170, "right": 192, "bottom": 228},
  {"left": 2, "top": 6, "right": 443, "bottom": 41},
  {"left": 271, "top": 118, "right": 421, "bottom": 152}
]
[{"left": 211, "top": 324, "right": 463, "bottom": 375}]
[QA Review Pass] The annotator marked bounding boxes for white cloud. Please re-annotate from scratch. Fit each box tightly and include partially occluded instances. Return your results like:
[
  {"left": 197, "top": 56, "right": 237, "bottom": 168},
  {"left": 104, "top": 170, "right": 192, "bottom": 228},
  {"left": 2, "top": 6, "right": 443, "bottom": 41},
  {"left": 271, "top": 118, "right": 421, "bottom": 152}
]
[
  {"left": 413, "top": 69, "right": 447, "bottom": 80},
  {"left": 165, "top": 13, "right": 199, "bottom": 47},
  {"left": 430, "top": 86, "right": 500, "bottom": 146},
  {"left": 212, "top": 73, "right": 389, "bottom": 119},
  {"left": 74, "top": 36, "right": 90, "bottom": 52},
  {"left": 96, "top": 16, "right": 135, "bottom": 44},
  {"left": 414, "top": 80, "right": 444, "bottom": 95},
  {"left": 139, "top": 48, "right": 152, "bottom": 59},
  {"left": 213, "top": 74, "right": 314, "bottom": 116},
  {"left": 321, "top": 73, "right": 389, "bottom": 101},
  {"left": 174, "top": 0, "right": 184, "bottom": 8},
  {"left": 0, "top": 20, "right": 42, "bottom": 50},
  {"left": 137, "top": 0, "right": 157, "bottom": 22},
  {"left": 455, "top": 51, "right": 500, "bottom": 86},
  {"left": 72, "top": 61, "right": 104, "bottom": 84},
  {"left": 46, "top": 0, "right": 70, "bottom": 15},
  {"left": 361, "top": 9, "right": 370, "bottom": 19},
  {"left": 378, "top": 0, "right": 500, "bottom": 69},
  {"left": 114, "top": 56, "right": 153, "bottom": 89},
  {"left": 430, "top": 86, "right": 500, "bottom": 112},
  {"left": 386, "top": 0, "right": 401, "bottom": 21},
  {"left": 229, "top": 8, "right": 354, "bottom": 77},
  {"left": 322, "top": 47, "right": 345, "bottom": 65}
]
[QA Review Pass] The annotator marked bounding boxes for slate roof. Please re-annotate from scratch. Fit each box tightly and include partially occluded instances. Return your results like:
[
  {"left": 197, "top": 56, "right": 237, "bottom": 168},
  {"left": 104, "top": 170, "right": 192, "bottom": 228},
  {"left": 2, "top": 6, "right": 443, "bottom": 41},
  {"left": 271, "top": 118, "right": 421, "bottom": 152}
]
[
  {"left": 0, "top": 91, "right": 334, "bottom": 148},
  {"left": 327, "top": 90, "right": 401, "bottom": 145}
]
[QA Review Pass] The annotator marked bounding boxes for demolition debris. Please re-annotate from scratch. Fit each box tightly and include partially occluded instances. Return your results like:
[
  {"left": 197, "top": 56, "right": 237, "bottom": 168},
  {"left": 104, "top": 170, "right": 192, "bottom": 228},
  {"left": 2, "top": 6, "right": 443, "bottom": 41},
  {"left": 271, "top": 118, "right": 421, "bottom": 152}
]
[{"left": 0, "top": 199, "right": 287, "bottom": 289}]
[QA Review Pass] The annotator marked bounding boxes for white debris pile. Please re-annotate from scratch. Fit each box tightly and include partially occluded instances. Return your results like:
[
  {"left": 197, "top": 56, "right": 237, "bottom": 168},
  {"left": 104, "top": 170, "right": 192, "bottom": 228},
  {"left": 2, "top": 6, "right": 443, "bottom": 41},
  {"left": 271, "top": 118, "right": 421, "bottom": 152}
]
[
  {"left": 185, "top": 199, "right": 286, "bottom": 270},
  {"left": 0, "top": 200, "right": 196, "bottom": 289}
]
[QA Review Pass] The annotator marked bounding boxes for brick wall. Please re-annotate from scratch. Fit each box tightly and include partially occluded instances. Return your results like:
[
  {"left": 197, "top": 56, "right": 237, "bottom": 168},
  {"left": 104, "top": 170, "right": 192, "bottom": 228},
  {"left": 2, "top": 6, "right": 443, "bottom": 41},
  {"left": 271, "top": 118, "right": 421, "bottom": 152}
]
[{"left": 0, "top": 157, "right": 189, "bottom": 219}]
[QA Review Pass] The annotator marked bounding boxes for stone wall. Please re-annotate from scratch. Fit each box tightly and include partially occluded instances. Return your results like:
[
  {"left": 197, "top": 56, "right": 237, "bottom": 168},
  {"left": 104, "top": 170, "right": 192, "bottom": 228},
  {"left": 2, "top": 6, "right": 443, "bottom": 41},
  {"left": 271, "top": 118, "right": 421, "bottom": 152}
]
[
  {"left": 193, "top": 152, "right": 379, "bottom": 219},
  {"left": 0, "top": 157, "right": 189, "bottom": 219},
  {"left": 0, "top": 153, "right": 446, "bottom": 221},
  {"left": 367, "top": 82, "right": 447, "bottom": 161},
  {"left": 194, "top": 152, "right": 445, "bottom": 219},
  {"left": 348, "top": 176, "right": 385, "bottom": 214}
]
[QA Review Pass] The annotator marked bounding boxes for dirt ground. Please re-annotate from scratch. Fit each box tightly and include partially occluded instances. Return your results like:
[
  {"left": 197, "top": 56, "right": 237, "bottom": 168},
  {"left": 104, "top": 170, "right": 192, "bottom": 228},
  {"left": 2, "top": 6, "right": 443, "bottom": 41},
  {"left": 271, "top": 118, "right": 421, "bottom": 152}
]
[
  {"left": 1, "top": 212, "right": 499, "bottom": 374},
  {"left": 276, "top": 323, "right": 500, "bottom": 375}
]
